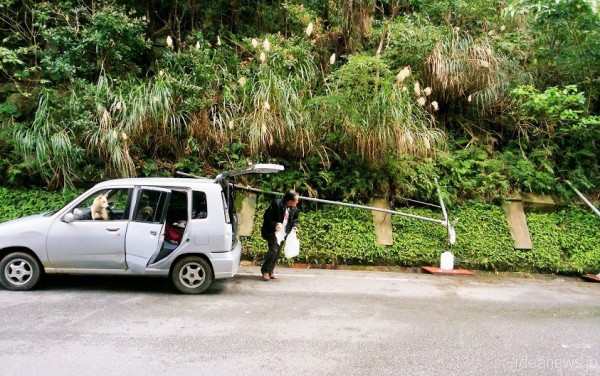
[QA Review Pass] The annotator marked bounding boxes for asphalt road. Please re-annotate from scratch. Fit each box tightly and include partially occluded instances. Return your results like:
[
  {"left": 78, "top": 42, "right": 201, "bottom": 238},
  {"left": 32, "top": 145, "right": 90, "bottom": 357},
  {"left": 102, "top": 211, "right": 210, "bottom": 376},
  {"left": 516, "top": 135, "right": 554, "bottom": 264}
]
[{"left": 0, "top": 266, "right": 599, "bottom": 376}]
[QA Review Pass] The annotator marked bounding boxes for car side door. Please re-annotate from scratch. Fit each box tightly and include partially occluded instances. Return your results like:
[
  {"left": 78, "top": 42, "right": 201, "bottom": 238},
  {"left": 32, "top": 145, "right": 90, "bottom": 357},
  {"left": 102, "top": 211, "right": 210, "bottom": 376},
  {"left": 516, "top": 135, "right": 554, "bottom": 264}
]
[
  {"left": 46, "top": 188, "right": 132, "bottom": 270},
  {"left": 125, "top": 187, "right": 171, "bottom": 273}
]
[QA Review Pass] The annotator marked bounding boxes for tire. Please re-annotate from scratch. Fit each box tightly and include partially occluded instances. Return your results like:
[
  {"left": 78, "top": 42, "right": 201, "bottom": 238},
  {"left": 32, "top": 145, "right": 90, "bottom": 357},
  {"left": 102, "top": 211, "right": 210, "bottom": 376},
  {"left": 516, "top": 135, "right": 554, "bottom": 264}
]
[
  {"left": 171, "top": 256, "right": 213, "bottom": 294},
  {"left": 0, "top": 252, "right": 42, "bottom": 291}
]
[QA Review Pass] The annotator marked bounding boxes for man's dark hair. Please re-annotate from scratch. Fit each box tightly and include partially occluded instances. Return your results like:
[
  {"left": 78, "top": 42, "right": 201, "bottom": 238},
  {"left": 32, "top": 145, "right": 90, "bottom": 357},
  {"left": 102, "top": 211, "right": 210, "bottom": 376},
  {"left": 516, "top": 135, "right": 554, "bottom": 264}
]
[{"left": 283, "top": 190, "right": 298, "bottom": 204}]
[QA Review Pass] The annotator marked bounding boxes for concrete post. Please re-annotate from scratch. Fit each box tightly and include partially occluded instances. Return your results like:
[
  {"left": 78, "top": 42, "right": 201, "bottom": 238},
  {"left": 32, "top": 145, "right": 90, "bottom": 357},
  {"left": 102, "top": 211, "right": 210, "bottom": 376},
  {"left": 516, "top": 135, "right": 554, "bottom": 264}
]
[{"left": 371, "top": 198, "right": 393, "bottom": 246}]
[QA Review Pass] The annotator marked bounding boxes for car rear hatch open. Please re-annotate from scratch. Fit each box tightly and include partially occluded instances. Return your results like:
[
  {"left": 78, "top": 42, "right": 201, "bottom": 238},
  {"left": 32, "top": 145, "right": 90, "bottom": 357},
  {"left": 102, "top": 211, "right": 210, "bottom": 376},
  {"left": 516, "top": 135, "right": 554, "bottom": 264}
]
[
  {"left": 214, "top": 163, "right": 284, "bottom": 182},
  {"left": 217, "top": 164, "right": 284, "bottom": 243}
]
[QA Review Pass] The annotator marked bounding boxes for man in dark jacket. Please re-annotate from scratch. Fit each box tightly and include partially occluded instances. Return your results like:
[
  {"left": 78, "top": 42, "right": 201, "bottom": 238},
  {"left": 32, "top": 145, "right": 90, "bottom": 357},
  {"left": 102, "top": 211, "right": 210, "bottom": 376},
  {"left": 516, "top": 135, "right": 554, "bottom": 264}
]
[{"left": 260, "top": 190, "right": 299, "bottom": 280}]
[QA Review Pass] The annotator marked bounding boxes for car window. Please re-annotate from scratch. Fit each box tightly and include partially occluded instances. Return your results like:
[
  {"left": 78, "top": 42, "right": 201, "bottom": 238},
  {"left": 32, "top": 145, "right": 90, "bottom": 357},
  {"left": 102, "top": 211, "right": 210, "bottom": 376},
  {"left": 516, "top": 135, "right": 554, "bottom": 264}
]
[
  {"left": 165, "top": 190, "right": 189, "bottom": 224},
  {"left": 221, "top": 191, "right": 230, "bottom": 223},
  {"left": 108, "top": 189, "right": 129, "bottom": 212},
  {"left": 133, "top": 189, "right": 170, "bottom": 223},
  {"left": 72, "top": 188, "right": 131, "bottom": 221},
  {"left": 192, "top": 191, "right": 208, "bottom": 219}
]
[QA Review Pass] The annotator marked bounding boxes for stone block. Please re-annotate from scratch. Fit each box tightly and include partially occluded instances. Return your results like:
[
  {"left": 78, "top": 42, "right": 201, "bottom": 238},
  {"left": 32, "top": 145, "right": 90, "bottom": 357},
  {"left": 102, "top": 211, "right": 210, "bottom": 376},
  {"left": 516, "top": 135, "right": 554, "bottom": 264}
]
[
  {"left": 371, "top": 198, "right": 393, "bottom": 246},
  {"left": 502, "top": 200, "right": 533, "bottom": 250},
  {"left": 236, "top": 192, "right": 257, "bottom": 236}
]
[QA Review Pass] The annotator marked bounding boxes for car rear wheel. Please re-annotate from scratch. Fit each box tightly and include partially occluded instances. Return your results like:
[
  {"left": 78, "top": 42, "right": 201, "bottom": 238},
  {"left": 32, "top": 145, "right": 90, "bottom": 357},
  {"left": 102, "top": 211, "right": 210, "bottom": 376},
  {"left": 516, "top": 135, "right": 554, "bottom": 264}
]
[
  {"left": 171, "top": 256, "right": 213, "bottom": 294},
  {"left": 0, "top": 252, "right": 42, "bottom": 291}
]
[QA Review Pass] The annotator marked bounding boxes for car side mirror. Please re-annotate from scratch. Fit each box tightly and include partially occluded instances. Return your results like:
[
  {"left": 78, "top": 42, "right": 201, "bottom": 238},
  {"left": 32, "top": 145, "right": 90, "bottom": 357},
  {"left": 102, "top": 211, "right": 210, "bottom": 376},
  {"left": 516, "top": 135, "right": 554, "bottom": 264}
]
[{"left": 63, "top": 213, "right": 74, "bottom": 223}]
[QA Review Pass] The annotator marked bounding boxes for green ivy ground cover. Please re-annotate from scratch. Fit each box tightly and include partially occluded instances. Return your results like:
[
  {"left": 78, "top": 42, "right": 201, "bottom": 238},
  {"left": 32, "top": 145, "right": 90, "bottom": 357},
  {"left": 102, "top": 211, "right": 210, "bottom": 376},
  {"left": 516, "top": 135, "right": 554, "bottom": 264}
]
[
  {"left": 242, "top": 198, "right": 600, "bottom": 274},
  {"left": 1, "top": 189, "right": 598, "bottom": 274}
]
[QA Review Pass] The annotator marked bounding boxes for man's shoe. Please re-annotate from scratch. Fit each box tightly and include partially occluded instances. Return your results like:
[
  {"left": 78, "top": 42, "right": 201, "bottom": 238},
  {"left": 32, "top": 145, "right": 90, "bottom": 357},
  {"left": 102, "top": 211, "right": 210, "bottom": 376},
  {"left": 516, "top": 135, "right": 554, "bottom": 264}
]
[
  {"left": 269, "top": 274, "right": 278, "bottom": 279},
  {"left": 262, "top": 273, "right": 271, "bottom": 281}
]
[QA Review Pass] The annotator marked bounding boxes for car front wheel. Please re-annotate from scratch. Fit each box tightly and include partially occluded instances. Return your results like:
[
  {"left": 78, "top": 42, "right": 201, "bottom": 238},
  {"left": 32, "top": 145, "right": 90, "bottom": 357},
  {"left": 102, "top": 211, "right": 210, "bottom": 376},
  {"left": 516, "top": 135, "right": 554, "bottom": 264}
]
[
  {"left": 0, "top": 252, "right": 42, "bottom": 291},
  {"left": 171, "top": 256, "right": 213, "bottom": 294}
]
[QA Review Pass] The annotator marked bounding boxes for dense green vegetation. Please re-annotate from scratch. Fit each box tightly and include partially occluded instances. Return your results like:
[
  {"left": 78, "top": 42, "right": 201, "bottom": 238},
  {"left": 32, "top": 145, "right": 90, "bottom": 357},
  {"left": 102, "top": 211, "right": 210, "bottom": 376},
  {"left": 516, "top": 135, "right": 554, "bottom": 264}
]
[
  {"left": 0, "top": 187, "right": 82, "bottom": 222},
  {"left": 0, "top": 0, "right": 598, "bottom": 203}
]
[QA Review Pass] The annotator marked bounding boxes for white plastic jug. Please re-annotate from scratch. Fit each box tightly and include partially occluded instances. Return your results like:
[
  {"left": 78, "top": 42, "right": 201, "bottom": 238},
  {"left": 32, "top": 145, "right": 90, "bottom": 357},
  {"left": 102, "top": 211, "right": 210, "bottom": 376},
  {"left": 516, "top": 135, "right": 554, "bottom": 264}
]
[{"left": 440, "top": 251, "right": 454, "bottom": 270}]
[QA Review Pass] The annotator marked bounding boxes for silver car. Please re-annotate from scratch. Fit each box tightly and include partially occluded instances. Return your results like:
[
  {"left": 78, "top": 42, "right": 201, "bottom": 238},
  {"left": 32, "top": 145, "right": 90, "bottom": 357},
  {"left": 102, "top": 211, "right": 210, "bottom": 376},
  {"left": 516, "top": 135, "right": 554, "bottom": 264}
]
[{"left": 0, "top": 164, "right": 283, "bottom": 294}]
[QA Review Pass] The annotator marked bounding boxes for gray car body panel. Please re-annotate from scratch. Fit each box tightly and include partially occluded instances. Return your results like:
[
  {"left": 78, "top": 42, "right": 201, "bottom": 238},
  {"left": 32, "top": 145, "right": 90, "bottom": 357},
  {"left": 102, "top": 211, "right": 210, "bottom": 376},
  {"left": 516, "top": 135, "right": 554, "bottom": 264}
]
[{"left": 0, "top": 214, "right": 54, "bottom": 265}]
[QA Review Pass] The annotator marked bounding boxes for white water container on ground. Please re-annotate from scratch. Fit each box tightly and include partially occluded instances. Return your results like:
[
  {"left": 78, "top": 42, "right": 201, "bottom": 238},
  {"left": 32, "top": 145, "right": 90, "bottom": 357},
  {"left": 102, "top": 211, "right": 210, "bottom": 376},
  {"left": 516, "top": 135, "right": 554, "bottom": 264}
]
[{"left": 440, "top": 252, "right": 454, "bottom": 270}]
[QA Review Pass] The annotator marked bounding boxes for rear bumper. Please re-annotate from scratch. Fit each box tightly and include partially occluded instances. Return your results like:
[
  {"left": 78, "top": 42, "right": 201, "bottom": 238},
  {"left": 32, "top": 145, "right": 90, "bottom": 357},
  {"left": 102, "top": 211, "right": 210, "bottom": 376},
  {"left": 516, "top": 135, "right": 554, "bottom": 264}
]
[{"left": 210, "top": 240, "right": 242, "bottom": 279}]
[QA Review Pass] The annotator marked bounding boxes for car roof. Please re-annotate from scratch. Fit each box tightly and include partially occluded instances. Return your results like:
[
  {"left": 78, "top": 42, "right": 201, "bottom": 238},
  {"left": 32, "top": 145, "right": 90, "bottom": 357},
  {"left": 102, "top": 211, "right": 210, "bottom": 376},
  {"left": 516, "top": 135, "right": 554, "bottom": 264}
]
[{"left": 94, "top": 177, "right": 219, "bottom": 190}]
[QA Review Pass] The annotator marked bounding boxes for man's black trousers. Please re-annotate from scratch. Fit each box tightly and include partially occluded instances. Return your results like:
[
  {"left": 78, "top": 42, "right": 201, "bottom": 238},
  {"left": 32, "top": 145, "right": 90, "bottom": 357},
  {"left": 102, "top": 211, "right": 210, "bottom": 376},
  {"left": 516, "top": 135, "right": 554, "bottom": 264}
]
[{"left": 261, "top": 240, "right": 281, "bottom": 275}]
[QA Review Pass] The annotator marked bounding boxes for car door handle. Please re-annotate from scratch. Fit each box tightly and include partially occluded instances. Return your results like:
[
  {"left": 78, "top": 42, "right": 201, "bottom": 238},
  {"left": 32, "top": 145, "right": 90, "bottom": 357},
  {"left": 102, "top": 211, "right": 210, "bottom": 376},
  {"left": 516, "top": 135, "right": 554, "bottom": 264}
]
[
  {"left": 106, "top": 227, "right": 120, "bottom": 232},
  {"left": 150, "top": 231, "right": 157, "bottom": 236}
]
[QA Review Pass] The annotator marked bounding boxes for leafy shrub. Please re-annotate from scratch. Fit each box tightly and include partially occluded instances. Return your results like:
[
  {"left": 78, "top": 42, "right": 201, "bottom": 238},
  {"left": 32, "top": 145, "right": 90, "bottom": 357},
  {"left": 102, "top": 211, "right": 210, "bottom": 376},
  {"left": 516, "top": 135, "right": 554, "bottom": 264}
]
[
  {"left": 251, "top": 153, "right": 441, "bottom": 205},
  {"left": 157, "top": 33, "right": 239, "bottom": 113},
  {"left": 36, "top": 2, "right": 150, "bottom": 81},
  {"left": 504, "top": 0, "right": 600, "bottom": 105},
  {"left": 501, "top": 150, "right": 556, "bottom": 193},
  {"left": 415, "top": 0, "right": 502, "bottom": 31},
  {"left": 509, "top": 85, "right": 600, "bottom": 195},
  {"left": 382, "top": 15, "right": 451, "bottom": 74},
  {"left": 438, "top": 147, "right": 509, "bottom": 202},
  {"left": 0, "top": 187, "right": 82, "bottom": 223}
]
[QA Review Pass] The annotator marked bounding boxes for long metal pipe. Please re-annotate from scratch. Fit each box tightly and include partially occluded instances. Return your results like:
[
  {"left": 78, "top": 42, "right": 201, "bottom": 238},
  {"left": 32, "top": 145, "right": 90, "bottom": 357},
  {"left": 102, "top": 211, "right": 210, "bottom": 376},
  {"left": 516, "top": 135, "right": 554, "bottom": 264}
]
[
  {"left": 177, "top": 169, "right": 455, "bottom": 247},
  {"left": 434, "top": 178, "right": 455, "bottom": 246},
  {"left": 435, "top": 178, "right": 449, "bottom": 224},
  {"left": 232, "top": 184, "right": 445, "bottom": 225},
  {"left": 176, "top": 170, "right": 446, "bottom": 224},
  {"left": 566, "top": 180, "right": 600, "bottom": 217}
]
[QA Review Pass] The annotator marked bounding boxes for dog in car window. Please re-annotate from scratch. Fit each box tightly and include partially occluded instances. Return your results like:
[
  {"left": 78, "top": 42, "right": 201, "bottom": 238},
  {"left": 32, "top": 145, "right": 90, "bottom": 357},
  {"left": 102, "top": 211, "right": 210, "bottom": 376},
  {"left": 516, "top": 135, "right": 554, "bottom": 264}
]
[
  {"left": 91, "top": 194, "right": 110, "bottom": 220},
  {"left": 137, "top": 205, "right": 154, "bottom": 221}
]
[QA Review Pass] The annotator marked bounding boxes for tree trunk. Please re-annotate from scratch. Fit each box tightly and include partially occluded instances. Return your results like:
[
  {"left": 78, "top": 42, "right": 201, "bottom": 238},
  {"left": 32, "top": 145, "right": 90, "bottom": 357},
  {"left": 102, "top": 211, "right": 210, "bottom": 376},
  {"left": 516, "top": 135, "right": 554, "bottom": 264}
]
[
  {"left": 171, "top": 0, "right": 182, "bottom": 49},
  {"left": 190, "top": 0, "right": 196, "bottom": 32},
  {"left": 146, "top": 0, "right": 155, "bottom": 40},
  {"left": 228, "top": 0, "right": 238, "bottom": 32}
]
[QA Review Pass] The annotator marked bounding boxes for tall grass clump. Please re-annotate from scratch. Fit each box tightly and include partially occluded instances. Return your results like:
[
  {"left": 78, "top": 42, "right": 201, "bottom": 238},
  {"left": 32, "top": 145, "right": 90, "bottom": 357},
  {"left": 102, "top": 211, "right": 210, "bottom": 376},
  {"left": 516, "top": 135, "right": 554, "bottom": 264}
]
[
  {"left": 310, "top": 55, "right": 445, "bottom": 160},
  {"left": 213, "top": 36, "right": 320, "bottom": 158},
  {"left": 13, "top": 92, "right": 83, "bottom": 189},
  {"left": 424, "top": 34, "right": 511, "bottom": 113}
]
